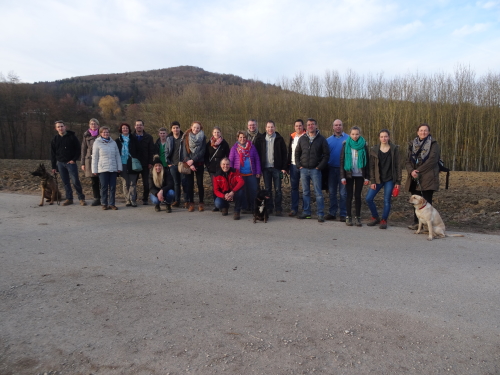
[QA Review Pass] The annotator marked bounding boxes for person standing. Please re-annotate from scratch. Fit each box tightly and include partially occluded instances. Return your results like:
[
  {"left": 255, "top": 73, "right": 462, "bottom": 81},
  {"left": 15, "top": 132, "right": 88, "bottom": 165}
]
[
  {"left": 326, "top": 119, "right": 349, "bottom": 221},
  {"left": 50, "top": 120, "right": 86, "bottom": 206},
  {"left": 205, "top": 126, "right": 230, "bottom": 211},
  {"left": 245, "top": 119, "right": 261, "bottom": 144},
  {"left": 154, "top": 127, "right": 169, "bottom": 168},
  {"left": 116, "top": 123, "right": 140, "bottom": 207},
  {"left": 81, "top": 118, "right": 101, "bottom": 206},
  {"left": 295, "top": 118, "right": 330, "bottom": 222},
  {"left": 287, "top": 119, "right": 306, "bottom": 217},
  {"left": 165, "top": 121, "right": 184, "bottom": 207},
  {"left": 255, "top": 121, "right": 287, "bottom": 216},
  {"left": 133, "top": 120, "right": 154, "bottom": 205}
]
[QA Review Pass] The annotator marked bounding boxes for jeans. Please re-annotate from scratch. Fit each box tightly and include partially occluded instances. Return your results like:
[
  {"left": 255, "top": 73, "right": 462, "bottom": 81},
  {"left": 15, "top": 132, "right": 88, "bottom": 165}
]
[
  {"left": 169, "top": 165, "right": 182, "bottom": 203},
  {"left": 120, "top": 163, "right": 138, "bottom": 203},
  {"left": 241, "top": 175, "right": 258, "bottom": 211},
  {"left": 300, "top": 168, "right": 324, "bottom": 216},
  {"left": 57, "top": 161, "right": 85, "bottom": 201},
  {"left": 149, "top": 190, "right": 175, "bottom": 205},
  {"left": 98, "top": 172, "right": 117, "bottom": 206},
  {"left": 365, "top": 180, "right": 394, "bottom": 220},
  {"left": 289, "top": 164, "right": 301, "bottom": 212},
  {"left": 328, "top": 166, "right": 346, "bottom": 217},
  {"left": 262, "top": 167, "right": 282, "bottom": 212},
  {"left": 214, "top": 189, "right": 244, "bottom": 212}
]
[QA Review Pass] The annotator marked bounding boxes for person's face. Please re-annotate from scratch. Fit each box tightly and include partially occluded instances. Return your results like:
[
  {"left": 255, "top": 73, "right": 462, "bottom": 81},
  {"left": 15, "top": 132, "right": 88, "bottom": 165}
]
[
  {"left": 191, "top": 123, "right": 201, "bottom": 135},
  {"left": 159, "top": 131, "right": 167, "bottom": 140},
  {"left": 154, "top": 163, "right": 162, "bottom": 173},
  {"left": 212, "top": 128, "right": 221, "bottom": 138},
  {"left": 89, "top": 121, "right": 99, "bottom": 131},
  {"left": 238, "top": 134, "right": 247, "bottom": 144},
  {"left": 294, "top": 122, "right": 304, "bottom": 133},
  {"left": 417, "top": 125, "right": 429, "bottom": 140},
  {"left": 121, "top": 125, "right": 130, "bottom": 135},
  {"left": 350, "top": 129, "right": 360, "bottom": 141},
  {"left": 220, "top": 160, "right": 230, "bottom": 172},
  {"left": 247, "top": 121, "right": 257, "bottom": 132},
  {"left": 100, "top": 129, "right": 110, "bottom": 138},
  {"left": 135, "top": 121, "right": 144, "bottom": 133},
  {"left": 55, "top": 123, "right": 66, "bottom": 135},
  {"left": 306, "top": 121, "right": 317, "bottom": 133},
  {"left": 333, "top": 120, "right": 343, "bottom": 135},
  {"left": 266, "top": 123, "right": 275, "bottom": 135},
  {"left": 171, "top": 125, "right": 180, "bottom": 136},
  {"left": 379, "top": 132, "right": 390, "bottom": 144}
]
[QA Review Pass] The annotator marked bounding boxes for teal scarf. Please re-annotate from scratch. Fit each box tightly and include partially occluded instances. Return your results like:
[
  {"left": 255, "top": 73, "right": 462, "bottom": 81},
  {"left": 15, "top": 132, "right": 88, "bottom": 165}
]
[{"left": 343, "top": 136, "right": 367, "bottom": 172}]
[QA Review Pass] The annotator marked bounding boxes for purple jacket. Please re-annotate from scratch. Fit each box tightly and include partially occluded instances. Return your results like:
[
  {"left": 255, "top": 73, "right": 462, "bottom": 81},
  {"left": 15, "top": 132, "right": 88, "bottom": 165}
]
[{"left": 229, "top": 141, "right": 262, "bottom": 175}]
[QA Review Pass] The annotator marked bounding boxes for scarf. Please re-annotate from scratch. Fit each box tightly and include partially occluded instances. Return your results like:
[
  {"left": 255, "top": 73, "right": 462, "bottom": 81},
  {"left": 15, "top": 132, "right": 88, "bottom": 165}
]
[
  {"left": 186, "top": 130, "right": 205, "bottom": 155},
  {"left": 411, "top": 135, "right": 432, "bottom": 166},
  {"left": 210, "top": 136, "right": 223, "bottom": 148},
  {"left": 265, "top": 132, "right": 276, "bottom": 168},
  {"left": 101, "top": 137, "right": 111, "bottom": 143},
  {"left": 89, "top": 129, "right": 99, "bottom": 137},
  {"left": 343, "top": 136, "right": 367, "bottom": 172},
  {"left": 247, "top": 130, "right": 259, "bottom": 143},
  {"left": 237, "top": 141, "right": 251, "bottom": 167},
  {"left": 120, "top": 135, "right": 130, "bottom": 164}
]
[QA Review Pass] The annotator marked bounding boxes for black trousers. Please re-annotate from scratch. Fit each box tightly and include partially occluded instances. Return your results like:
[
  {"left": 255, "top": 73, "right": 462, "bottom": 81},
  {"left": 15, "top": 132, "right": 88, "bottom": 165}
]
[
  {"left": 139, "top": 167, "right": 150, "bottom": 201},
  {"left": 90, "top": 176, "right": 101, "bottom": 199},
  {"left": 346, "top": 176, "right": 364, "bottom": 217},
  {"left": 410, "top": 181, "right": 434, "bottom": 224}
]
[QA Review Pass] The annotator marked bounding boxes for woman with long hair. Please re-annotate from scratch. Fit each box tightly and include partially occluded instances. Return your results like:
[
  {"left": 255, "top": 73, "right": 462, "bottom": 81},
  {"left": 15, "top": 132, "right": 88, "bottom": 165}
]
[
  {"left": 340, "top": 126, "right": 370, "bottom": 227},
  {"left": 115, "top": 123, "right": 140, "bottom": 207},
  {"left": 205, "top": 126, "right": 230, "bottom": 211},
  {"left": 149, "top": 155, "right": 175, "bottom": 213},
  {"left": 365, "top": 129, "right": 402, "bottom": 229},
  {"left": 81, "top": 118, "right": 101, "bottom": 206}
]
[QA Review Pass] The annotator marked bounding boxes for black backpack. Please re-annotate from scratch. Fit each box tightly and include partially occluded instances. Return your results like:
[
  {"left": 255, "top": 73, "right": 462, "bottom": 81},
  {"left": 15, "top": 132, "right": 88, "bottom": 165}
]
[{"left": 438, "top": 159, "right": 450, "bottom": 189}]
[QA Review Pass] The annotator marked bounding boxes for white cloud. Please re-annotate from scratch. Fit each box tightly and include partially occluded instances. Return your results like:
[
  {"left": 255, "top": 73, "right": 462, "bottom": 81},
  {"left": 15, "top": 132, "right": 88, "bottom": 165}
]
[
  {"left": 452, "top": 23, "right": 489, "bottom": 37},
  {"left": 476, "top": 1, "right": 500, "bottom": 10}
]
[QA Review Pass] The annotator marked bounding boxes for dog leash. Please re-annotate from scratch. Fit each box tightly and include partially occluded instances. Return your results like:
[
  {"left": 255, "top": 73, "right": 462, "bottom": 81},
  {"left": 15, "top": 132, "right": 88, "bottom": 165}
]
[
  {"left": 53, "top": 173, "right": 61, "bottom": 205},
  {"left": 281, "top": 172, "right": 290, "bottom": 185}
]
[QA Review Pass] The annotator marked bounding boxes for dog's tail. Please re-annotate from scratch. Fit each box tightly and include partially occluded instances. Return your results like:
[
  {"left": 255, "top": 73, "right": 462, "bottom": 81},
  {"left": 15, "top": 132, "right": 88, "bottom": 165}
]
[{"left": 445, "top": 234, "right": 465, "bottom": 237}]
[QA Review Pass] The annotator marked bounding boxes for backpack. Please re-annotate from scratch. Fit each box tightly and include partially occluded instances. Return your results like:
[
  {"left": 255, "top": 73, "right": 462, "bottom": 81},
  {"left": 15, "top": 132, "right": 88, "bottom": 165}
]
[{"left": 438, "top": 159, "right": 450, "bottom": 189}]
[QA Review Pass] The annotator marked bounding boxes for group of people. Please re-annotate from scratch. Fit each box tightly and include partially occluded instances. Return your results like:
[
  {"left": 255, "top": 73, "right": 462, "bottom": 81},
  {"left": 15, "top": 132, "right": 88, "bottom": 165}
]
[{"left": 50, "top": 118, "right": 442, "bottom": 228}]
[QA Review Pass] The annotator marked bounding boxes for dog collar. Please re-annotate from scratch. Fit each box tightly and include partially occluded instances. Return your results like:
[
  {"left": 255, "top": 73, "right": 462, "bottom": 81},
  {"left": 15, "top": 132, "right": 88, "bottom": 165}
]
[{"left": 418, "top": 202, "right": 427, "bottom": 210}]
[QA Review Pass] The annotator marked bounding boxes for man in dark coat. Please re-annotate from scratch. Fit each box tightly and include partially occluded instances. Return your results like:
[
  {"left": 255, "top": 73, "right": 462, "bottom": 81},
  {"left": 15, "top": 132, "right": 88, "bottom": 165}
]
[{"left": 133, "top": 120, "right": 155, "bottom": 204}]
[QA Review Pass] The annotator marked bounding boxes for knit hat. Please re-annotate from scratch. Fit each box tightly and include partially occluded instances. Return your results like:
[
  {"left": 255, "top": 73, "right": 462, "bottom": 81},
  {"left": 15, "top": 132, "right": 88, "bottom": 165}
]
[{"left": 152, "top": 154, "right": 162, "bottom": 165}]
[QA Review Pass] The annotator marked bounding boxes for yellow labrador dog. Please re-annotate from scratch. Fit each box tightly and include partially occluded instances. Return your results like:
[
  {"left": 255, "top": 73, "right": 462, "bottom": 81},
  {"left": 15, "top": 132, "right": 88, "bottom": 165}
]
[{"left": 408, "top": 195, "right": 464, "bottom": 241}]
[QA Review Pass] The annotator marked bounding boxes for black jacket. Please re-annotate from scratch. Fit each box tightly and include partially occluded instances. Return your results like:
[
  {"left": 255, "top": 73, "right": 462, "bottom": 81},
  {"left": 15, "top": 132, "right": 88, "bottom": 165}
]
[
  {"left": 133, "top": 131, "right": 155, "bottom": 167},
  {"left": 295, "top": 131, "right": 330, "bottom": 170},
  {"left": 254, "top": 132, "right": 288, "bottom": 171},
  {"left": 149, "top": 167, "right": 175, "bottom": 197},
  {"left": 115, "top": 134, "right": 140, "bottom": 174},
  {"left": 205, "top": 139, "right": 230, "bottom": 174},
  {"left": 51, "top": 130, "right": 81, "bottom": 169}
]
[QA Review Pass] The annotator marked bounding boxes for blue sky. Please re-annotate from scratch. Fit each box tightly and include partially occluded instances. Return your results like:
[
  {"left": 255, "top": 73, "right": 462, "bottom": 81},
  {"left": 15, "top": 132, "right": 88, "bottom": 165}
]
[{"left": 1, "top": 0, "right": 499, "bottom": 83}]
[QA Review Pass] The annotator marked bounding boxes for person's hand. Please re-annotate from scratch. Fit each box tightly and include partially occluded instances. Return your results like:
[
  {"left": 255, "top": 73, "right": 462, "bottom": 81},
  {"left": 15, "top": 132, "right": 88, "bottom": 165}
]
[
  {"left": 411, "top": 170, "right": 419, "bottom": 178},
  {"left": 52, "top": 169, "right": 58, "bottom": 174},
  {"left": 341, "top": 179, "right": 346, "bottom": 185},
  {"left": 81, "top": 165, "right": 85, "bottom": 171},
  {"left": 363, "top": 179, "right": 369, "bottom": 186},
  {"left": 157, "top": 190, "right": 164, "bottom": 202},
  {"left": 67, "top": 161, "right": 75, "bottom": 164},
  {"left": 255, "top": 174, "right": 261, "bottom": 178},
  {"left": 395, "top": 184, "right": 400, "bottom": 189},
  {"left": 281, "top": 170, "right": 286, "bottom": 174},
  {"left": 370, "top": 184, "right": 376, "bottom": 190},
  {"left": 190, "top": 165, "right": 196, "bottom": 171},
  {"left": 186, "top": 160, "right": 194, "bottom": 166},
  {"left": 225, "top": 191, "right": 234, "bottom": 201},
  {"left": 148, "top": 164, "right": 153, "bottom": 169},
  {"left": 92, "top": 173, "right": 97, "bottom": 176}
]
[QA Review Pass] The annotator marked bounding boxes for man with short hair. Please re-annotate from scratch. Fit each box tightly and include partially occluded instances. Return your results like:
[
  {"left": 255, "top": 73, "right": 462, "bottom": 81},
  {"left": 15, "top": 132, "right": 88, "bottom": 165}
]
[
  {"left": 165, "top": 121, "right": 184, "bottom": 206},
  {"left": 295, "top": 118, "right": 330, "bottom": 222},
  {"left": 50, "top": 120, "right": 86, "bottom": 206},
  {"left": 133, "top": 119, "right": 155, "bottom": 204},
  {"left": 326, "top": 119, "right": 349, "bottom": 221},
  {"left": 154, "top": 127, "right": 169, "bottom": 168},
  {"left": 255, "top": 120, "right": 287, "bottom": 216},
  {"left": 213, "top": 157, "right": 245, "bottom": 220},
  {"left": 287, "top": 119, "right": 306, "bottom": 216},
  {"left": 245, "top": 119, "right": 260, "bottom": 144}
]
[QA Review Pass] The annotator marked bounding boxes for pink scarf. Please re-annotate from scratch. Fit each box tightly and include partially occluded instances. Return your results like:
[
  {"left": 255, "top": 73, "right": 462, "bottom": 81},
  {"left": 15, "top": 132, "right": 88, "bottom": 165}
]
[
  {"left": 89, "top": 129, "right": 99, "bottom": 137},
  {"left": 237, "top": 141, "right": 251, "bottom": 167},
  {"left": 210, "top": 136, "right": 223, "bottom": 148}
]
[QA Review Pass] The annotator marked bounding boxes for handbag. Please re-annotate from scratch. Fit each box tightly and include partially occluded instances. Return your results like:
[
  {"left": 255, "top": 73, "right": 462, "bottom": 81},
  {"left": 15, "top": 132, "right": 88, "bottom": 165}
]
[
  {"left": 178, "top": 162, "right": 191, "bottom": 174},
  {"left": 131, "top": 157, "right": 143, "bottom": 172}
]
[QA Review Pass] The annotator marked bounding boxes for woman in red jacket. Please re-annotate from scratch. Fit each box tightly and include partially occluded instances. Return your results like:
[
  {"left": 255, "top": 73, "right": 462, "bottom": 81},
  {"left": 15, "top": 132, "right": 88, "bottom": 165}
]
[{"left": 213, "top": 158, "right": 245, "bottom": 220}]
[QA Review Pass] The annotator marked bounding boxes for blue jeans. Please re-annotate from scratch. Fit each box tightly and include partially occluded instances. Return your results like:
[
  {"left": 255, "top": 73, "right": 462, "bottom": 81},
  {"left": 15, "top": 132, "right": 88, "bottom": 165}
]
[
  {"left": 149, "top": 190, "right": 175, "bottom": 205},
  {"left": 365, "top": 180, "right": 394, "bottom": 220},
  {"left": 169, "top": 165, "right": 182, "bottom": 203},
  {"left": 300, "top": 168, "right": 324, "bottom": 216},
  {"left": 57, "top": 161, "right": 85, "bottom": 201},
  {"left": 98, "top": 172, "right": 117, "bottom": 206},
  {"left": 328, "top": 166, "right": 346, "bottom": 217},
  {"left": 242, "top": 175, "right": 258, "bottom": 211},
  {"left": 262, "top": 167, "right": 282, "bottom": 212},
  {"left": 289, "top": 164, "right": 301, "bottom": 212},
  {"left": 214, "top": 189, "right": 244, "bottom": 212}
]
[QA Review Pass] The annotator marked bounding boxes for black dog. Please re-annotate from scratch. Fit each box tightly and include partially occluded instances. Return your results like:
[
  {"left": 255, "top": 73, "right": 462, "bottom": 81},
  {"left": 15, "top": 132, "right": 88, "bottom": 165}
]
[
  {"left": 253, "top": 189, "right": 270, "bottom": 223},
  {"left": 31, "top": 163, "right": 61, "bottom": 206}
]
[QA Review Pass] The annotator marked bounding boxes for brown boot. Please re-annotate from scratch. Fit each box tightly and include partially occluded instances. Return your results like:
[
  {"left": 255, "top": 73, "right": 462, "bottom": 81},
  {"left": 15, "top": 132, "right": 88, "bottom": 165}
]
[
  {"left": 233, "top": 211, "right": 240, "bottom": 220},
  {"left": 221, "top": 208, "right": 228, "bottom": 216},
  {"left": 172, "top": 201, "right": 180, "bottom": 207},
  {"left": 188, "top": 203, "right": 195, "bottom": 212},
  {"left": 198, "top": 203, "right": 205, "bottom": 212},
  {"left": 184, "top": 202, "right": 189, "bottom": 209},
  {"left": 62, "top": 199, "right": 73, "bottom": 206}
]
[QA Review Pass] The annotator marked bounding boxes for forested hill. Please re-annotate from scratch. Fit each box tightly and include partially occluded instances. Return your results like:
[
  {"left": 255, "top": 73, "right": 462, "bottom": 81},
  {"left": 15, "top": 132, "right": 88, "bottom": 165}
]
[{"left": 33, "top": 66, "right": 264, "bottom": 105}]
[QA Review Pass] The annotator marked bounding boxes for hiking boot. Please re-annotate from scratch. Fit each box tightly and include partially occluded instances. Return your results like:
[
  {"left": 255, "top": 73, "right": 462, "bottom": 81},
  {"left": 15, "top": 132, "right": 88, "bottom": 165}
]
[
  {"left": 62, "top": 199, "right": 73, "bottom": 206},
  {"left": 212, "top": 207, "right": 220, "bottom": 212},
  {"left": 288, "top": 210, "right": 297, "bottom": 217},
  {"left": 184, "top": 202, "right": 189, "bottom": 209},
  {"left": 324, "top": 214, "right": 336, "bottom": 221},
  {"left": 91, "top": 199, "right": 101, "bottom": 206},
  {"left": 155, "top": 204, "right": 161, "bottom": 212},
  {"left": 355, "top": 216, "right": 362, "bottom": 227},
  {"left": 101, "top": 205, "right": 108, "bottom": 210},
  {"left": 318, "top": 215, "right": 325, "bottom": 223},
  {"left": 166, "top": 204, "right": 172, "bottom": 213},
  {"left": 367, "top": 217, "right": 381, "bottom": 226},
  {"left": 143, "top": 200, "right": 148, "bottom": 205},
  {"left": 172, "top": 201, "right": 180, "bottom": 207},
  {"left": 188, "top": 203, "right": 194, "bottom": 212},
  {"left": 131, "top": 201, "right": 137, "bottom": 207},
  {"left": 233, "top": 212, "right": 240, "bottom": 220},
  {"left": 109, "top": 205, "right": 118, "bottom": 210},
  {"left": 379, "top": 220, "right": 387, "bottom": 229},
  {"left": 80, "top": 200, "right": 87, "bottom": 206},
  {"left": 298, "top": 213, "right": 311, "bottom": 219},
  {"left": 408, "top": 223, "right": 419, "bottom": 230},
  {"left": 339, "top": 216, "right": 346, "bottom": 222},
  {"left": 221, "top": 208, "right": 228, "bottom": 216},
  {"left": 198, "top": 203, "right": 205, "bottom": 212},
  {"left": 275, "top": 211, "right": 282, "bottom": 217},
  {"left": 345, "top": 216, "right": 353, "bottom": 226}
]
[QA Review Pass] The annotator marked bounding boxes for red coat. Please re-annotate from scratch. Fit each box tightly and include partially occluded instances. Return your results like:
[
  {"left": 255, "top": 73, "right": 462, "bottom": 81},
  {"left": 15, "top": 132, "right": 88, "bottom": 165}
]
[{"left": 213, "top": 168, "right": 245, "bottom": 199}]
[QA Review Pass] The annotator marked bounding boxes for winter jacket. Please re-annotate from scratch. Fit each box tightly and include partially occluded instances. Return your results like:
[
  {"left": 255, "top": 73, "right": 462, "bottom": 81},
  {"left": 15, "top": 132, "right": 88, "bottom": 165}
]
[
  {"left": 51, "top": 130, "right": 81, "bottom": 170},
  {"left": 81, "top": 130, "right": 98, "bottom": 178},
  {"left": 369, "top": 143, "right": 402, "bottom": 185},
  {"left": 287, "top": 131, "right": 306, "bottom": 167},
  {"left": 154, "top": 138, "right": 169, "bottom": 167},
  {"left": 404, "top": 139, "right": 440, "bottom": 192},
  {"left": 213, "top": 168, "right": 245, "bottom": 199},
  {"left": 165, "top": 131, "right": 184, "bottom": 165},
  {"left": 229, "top": 142, "right": 262, "bottom": 175},
  {"left": 340, "top": 142, "right": 370, "bottom": 180},
  {"left": 115, "top": 134, "right": 140, "bottom": 174},
  {"left": 133, "top": 131, "right": 155, "bottom": 167},
  {"left": 254, "top": 131, "right": 288, "bottom": 171},
  {"left": 91, "top": 137, "right": 122, "bottom": 174},
  {"left": 180, "top": 131, "right": 206, "bottom": 164},
  {"left": 205, "top": 138, "right": 230, "bottom": 174},
  {"left": 294, "top": 130, "right": 330, "bottom": 170},
  {"left": 149, "top": 167, "right": 175, "bottom": 197}
]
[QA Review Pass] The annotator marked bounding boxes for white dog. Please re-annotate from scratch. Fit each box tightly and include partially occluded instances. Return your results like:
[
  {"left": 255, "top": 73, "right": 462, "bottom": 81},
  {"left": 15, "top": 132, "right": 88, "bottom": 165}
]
[{"left": 408, "top": 195, "right": 464, "bottom": 241}]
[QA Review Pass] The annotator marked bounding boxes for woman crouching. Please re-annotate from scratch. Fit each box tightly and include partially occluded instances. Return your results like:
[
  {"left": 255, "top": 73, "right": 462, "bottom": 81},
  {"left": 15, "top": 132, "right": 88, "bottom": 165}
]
[
  {"left": 213, "top": 158, "right": 245, "bottom": 220},
  {"left": 149, "top": 155, "right": 175, "bottom": 213}
]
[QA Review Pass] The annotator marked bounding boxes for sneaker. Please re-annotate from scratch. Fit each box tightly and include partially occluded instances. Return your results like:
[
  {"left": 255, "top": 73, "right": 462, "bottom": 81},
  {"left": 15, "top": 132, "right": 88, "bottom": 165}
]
[
  {"left": 131, "top": 201, "right": 137, "bottom": 207},
  {"left": 233, "top": 212, "right": 240, "bottom": 220},
  {"left": 408, "top": 223, "right": 419, "bottom": 230},
  {"left": 339, "top": 216, "right": 346, "bottom": 222},
  {"left": 101, "top": 205, "right": 108, "bottom": 210},
  {"left": 212, "top": 207, "right": 220, "bottom": 212},
  {"left": 155, "top": 204, "right": 161, "bottom": 212},
  {"left": 288, "top": 210, "right": 297, "bottom": 217},
  {"left": 109, "top": 205, "right": 118, "bottom": 210},
  {"left": 324, "top": 214, "right": 336, "bottom": 221},
  {"left": 367, "top": 217, "right": 381, "bottom": 226},
  {"left": 166, "top": 204, "right": 172, "bottom": 213},
  {"left": 275, "top": 211, "right": 282, "bottom": 217},
  {"left": 221, "top": 208, "right": 228, "bottom": 216},
  {"left": 345, "top": 216, "right": 353, "bottom": 226},
  {"left": 355, "top": 217, "right": 362, "bottom": 227},
  {"left": 91, "top": 199, "right": 101, "bottom": 206},
  {"left": 298, "top": 213, "right": 311, "bottom": 219},
  {"left": 80, "top": 200, "right": 87, "bottom": 206},
  {"left": 318, "top": 215, "right": 325, "bottom": 223},
  {"left": 62, "top": 199, "right": 73, "bottom": 206},
  {"left": 379, "top": 220, "right": 387, "bottom": 229}
]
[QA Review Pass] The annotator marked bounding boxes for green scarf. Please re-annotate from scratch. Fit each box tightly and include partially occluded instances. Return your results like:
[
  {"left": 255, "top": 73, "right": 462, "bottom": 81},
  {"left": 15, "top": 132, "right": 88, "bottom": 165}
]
[{"left": 343, "top": 136, "right": 367, "bottom": 172}]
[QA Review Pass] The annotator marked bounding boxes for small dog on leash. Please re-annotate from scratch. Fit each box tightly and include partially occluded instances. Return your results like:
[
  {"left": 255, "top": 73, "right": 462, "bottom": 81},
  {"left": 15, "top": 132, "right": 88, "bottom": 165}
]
[
  {"left": 253, "top": 189, "right": 270, "bottom": 223},
  {"left": 409, "top": 194, "right": 464, "bottom": 241},
  {"left": 31, "top": 163, "right": 61, "bottom": 206}
]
